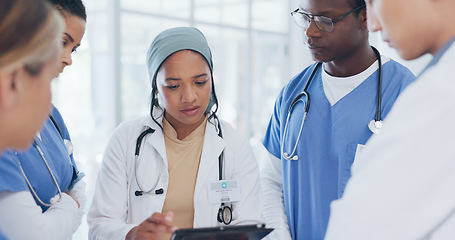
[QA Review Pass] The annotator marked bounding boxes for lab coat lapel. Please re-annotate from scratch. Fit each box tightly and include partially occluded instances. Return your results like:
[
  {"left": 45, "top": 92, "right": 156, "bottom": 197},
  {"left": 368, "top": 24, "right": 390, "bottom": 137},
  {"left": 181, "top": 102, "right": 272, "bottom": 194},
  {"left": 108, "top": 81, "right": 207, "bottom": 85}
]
[
  {"left": 139, "top": 114, "right": 168, "bottom": 169},
  {"left": 194, "top": 120, "right": 225, "bottom": 203},
  {"left": 146, "top": 127, "right": 167, "bottom": 164},
  {"left": 132, "top": 115, "right": 168, "bottom": 192}
]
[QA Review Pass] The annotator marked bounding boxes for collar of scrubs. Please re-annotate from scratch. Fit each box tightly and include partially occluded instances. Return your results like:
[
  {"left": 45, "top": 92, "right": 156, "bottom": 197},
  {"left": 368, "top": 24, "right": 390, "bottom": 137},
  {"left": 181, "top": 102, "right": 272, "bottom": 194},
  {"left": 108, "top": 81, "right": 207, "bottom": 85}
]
[{"left": 419, "top": 35, "right": 455, "bottom": 77}]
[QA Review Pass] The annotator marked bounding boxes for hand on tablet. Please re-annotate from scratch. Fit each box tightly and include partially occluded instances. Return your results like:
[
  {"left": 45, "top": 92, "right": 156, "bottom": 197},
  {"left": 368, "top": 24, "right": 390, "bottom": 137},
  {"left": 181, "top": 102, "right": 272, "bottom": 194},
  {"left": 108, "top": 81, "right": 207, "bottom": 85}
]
[{"left": 126, "top": 212, "right": 178, "bottom": 240}]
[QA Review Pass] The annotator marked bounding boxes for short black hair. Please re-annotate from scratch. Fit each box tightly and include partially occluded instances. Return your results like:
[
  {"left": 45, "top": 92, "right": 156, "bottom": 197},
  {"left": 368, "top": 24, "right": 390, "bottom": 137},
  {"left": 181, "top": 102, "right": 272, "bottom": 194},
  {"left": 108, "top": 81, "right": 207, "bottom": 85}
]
[
  {"left": 351, "top": 0, "right": 365, "bottom": 17},
  {"left": 47, "top": 0, "right": 86, "bottom": 21}
]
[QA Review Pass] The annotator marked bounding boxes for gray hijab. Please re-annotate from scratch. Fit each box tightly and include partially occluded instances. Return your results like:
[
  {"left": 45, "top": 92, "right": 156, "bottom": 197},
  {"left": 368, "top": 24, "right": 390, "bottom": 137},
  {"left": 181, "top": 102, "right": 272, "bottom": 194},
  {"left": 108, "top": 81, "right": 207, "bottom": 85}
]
[{"left": 146, "top": 27, "right": 215, "bottom": 113}]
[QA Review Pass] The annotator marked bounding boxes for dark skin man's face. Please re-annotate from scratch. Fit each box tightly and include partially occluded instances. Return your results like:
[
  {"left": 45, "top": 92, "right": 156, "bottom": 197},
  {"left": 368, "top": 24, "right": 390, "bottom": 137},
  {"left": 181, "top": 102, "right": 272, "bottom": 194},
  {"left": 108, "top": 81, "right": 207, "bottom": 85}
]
[{"left": 299, "top": 0, "right": 366, "bottom": 64}]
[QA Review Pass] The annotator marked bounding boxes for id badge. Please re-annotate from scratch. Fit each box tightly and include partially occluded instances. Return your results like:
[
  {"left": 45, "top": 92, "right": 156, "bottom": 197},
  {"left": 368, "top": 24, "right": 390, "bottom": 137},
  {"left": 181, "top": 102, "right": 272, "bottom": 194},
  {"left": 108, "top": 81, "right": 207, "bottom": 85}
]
[{"left": 208, "top": 179, "right": 241, "bottom": 204}]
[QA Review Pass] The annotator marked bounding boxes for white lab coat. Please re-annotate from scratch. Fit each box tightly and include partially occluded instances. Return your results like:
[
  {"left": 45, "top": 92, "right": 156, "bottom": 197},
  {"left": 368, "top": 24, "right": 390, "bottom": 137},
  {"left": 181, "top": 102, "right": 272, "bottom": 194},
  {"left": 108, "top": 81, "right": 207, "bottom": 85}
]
[
  {"left": 325, "top": 42, "right": 455, "bottom": 239},
  {"left": 87, "top": 111, "right": 263, "bottom": 240}
]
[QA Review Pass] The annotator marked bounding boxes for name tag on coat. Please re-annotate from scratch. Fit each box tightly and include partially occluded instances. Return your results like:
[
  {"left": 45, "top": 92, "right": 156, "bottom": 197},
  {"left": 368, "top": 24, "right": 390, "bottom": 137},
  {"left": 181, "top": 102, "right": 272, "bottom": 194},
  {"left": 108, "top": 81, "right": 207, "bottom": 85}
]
[{"left": 208, "top": 180, "right": 241, "bottom": 204}]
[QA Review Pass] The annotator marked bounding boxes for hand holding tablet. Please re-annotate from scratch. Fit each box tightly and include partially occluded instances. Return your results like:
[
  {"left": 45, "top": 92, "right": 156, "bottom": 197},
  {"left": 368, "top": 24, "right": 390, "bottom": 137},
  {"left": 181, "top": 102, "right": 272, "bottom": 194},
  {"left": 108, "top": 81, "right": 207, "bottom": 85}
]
[{"left": 126, "top": 212, "right": 178, "bottom": 240}]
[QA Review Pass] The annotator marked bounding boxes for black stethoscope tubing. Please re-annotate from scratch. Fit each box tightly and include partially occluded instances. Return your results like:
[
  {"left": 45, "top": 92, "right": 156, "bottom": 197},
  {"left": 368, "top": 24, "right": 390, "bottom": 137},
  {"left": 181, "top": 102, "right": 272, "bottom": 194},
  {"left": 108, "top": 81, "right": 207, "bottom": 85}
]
[
  {"left": 297, "top": 46, "right": 382, "bottom": 123},
  {"left": 282, "top": 46, "right": 383, "bottom": 161},
  {"left": 299, "top": 46, "right": 382, "bottom": 117},
  {"left": 133, "top": 115, "right": 232, "bottom": 225},
  {"left": 373, "top": 46, "right": 382, "bottom": 123}
]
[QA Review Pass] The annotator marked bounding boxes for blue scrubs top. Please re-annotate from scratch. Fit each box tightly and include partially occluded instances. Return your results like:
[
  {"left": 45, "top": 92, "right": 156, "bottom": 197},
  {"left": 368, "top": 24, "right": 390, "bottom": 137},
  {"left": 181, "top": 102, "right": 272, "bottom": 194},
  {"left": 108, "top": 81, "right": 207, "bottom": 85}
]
[
  {"left": 0, "top": 231, "right": 6, "bottom": 240},
  {"left": 0, "top": 106, "right": 78, "bottom": 212},
  {"left": 262, "top": 61, "right": 416, "bottom": 239}
]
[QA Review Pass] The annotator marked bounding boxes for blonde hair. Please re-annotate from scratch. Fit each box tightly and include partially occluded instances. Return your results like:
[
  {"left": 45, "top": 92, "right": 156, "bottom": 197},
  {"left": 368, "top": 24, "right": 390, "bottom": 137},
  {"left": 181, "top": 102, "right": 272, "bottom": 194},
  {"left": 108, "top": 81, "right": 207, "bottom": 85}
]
[{"left": 0, "top": 0, "right": 64, "bottom": 75}]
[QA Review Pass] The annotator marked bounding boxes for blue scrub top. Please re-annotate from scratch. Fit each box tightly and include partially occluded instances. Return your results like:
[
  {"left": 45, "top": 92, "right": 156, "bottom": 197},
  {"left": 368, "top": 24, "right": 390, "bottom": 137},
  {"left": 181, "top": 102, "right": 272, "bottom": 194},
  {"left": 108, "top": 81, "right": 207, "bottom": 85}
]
[
  {"left": 262, "top": 61, "right": 416, "bottom": 239},
  {"left": 0, "top": 231, "right": 6, "bottom": 240},
  {"left": 0, "top": 106, "right": 78, "bottom": 212}
]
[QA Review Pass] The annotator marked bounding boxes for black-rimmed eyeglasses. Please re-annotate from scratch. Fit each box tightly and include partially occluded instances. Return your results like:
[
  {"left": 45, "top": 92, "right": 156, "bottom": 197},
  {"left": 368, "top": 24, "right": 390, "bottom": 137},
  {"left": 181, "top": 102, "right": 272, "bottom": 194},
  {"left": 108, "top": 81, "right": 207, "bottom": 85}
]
[{"left": 291, "top": 5, "right": 365, "bottom": 32}]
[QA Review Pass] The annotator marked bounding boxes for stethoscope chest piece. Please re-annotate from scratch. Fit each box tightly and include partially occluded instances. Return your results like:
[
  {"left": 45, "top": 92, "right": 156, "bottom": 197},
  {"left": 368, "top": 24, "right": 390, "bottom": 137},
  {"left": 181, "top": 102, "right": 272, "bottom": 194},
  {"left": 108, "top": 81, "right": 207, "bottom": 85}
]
[
  {"left": 368, "top": 119, "right": 383, "bottom": 134},
  {"left": 217, "top": 203, "right": 232, "bottom": 225}
]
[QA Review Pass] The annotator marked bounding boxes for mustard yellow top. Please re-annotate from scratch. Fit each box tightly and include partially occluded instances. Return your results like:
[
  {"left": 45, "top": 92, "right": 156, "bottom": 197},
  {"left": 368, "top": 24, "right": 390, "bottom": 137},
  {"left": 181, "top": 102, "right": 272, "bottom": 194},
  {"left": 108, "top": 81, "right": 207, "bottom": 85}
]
[{"left": 161, "top": 116, "right": 208, "bottom": 230}]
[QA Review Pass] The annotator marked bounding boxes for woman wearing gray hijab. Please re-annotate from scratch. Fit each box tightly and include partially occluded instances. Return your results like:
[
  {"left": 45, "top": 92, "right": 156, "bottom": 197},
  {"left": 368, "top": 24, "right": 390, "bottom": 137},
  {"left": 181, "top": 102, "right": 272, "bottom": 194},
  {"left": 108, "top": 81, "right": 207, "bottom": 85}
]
[{"left": 87, "top": 27, "right": 263, "bottom": 240}]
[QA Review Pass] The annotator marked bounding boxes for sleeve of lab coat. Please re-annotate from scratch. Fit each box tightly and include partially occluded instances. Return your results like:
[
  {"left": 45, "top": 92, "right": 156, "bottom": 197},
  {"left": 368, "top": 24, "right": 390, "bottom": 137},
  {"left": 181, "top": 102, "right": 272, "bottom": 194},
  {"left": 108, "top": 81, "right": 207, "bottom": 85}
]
[
  {"left": 225, "top": 125, "right": 264, "bottom": 226},
  {"left": 87, "top": 124, "right": 136, "bottom": 240},
  {"left": 0, "top": 191, "right": 80, "bottom": 240},
  {"left": 260, "top": 151, "right": 292, "bottom": 240}
]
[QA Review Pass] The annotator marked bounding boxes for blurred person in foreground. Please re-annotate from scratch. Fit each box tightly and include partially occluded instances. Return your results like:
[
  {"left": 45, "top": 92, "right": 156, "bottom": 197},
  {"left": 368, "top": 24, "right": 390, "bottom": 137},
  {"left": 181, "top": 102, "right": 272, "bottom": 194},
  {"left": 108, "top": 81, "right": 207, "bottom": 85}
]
[
  {"left": 326, "top": 0, "right": 455, "bottom": 239},
  {"left": 0, "top": 0, "right": 87, "bottom": 239}
]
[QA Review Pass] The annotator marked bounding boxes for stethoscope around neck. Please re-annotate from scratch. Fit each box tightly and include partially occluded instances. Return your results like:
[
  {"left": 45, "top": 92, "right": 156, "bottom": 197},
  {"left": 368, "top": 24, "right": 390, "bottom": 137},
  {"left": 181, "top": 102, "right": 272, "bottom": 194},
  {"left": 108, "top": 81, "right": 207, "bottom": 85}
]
[
  {"left": 133, "top": 114, "right": 233, "bottom": 225},
  {"left": 16, "top": 140, "right": 63, "bottom": 207},
  {"left": 281, "top": 46, "right": 383, "bottom": 161},
  {"left": 14, "top": 115, "right": 73, "bottom": 207}
]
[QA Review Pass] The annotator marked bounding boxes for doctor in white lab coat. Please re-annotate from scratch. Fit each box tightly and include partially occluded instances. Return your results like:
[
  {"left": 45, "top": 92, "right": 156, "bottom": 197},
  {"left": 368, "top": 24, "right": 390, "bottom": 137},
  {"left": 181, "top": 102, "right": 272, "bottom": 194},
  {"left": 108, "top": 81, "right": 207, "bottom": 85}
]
[
  {"left": 325, "top": 0, "right": 455, "bottom": 239},
  {"left": 87, "top": 27, "right": 263, "bottom": 240}
]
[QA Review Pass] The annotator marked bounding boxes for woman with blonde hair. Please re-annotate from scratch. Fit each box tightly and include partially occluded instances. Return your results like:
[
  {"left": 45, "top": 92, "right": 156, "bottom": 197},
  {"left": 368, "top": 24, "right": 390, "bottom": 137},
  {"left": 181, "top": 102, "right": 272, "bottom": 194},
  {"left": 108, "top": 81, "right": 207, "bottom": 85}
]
[
  {"left": 0, "top": 0, "right": 63, "bottom": 152},
  {"left": 0, "top": 0, "right": 63, "bottom": 239},
  {"left": 0, "top": 0, "right": 87, "bottom": 239}
]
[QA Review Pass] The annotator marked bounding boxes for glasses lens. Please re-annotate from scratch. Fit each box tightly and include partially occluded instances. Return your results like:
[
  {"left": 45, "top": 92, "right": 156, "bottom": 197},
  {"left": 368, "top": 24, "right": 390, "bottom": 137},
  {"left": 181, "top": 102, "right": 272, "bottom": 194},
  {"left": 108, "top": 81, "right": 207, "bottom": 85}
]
[
  {"left": 292, "top": 12, "right": 311, "bottom": 28},
  {"left": 314, "top": 16, "right": 334, "bottom": 32}
]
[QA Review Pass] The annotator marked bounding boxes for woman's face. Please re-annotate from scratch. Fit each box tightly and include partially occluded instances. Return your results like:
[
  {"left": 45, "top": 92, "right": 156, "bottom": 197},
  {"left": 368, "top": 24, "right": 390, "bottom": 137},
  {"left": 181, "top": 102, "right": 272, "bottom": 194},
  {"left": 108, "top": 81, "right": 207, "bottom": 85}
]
[
  {"left": 11, "top": 49, "right": 61, "bottom": 149},
  {"left": 366, "top": 0, "right": 434, "bottom": 60},
  {"left": 156, "top": 50, "right": 212, "bottom": 132},
  {"left": 60, "top": 12, "right": 85, "bottom": 73}
]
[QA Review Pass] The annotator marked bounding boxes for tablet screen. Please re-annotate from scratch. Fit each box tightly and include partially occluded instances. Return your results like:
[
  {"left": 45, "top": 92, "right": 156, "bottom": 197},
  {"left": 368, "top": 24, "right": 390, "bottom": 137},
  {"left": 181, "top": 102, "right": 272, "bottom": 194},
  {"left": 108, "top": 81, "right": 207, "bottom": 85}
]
[{"left": 171, "top": 224, "right": 273, "bottom": 240}]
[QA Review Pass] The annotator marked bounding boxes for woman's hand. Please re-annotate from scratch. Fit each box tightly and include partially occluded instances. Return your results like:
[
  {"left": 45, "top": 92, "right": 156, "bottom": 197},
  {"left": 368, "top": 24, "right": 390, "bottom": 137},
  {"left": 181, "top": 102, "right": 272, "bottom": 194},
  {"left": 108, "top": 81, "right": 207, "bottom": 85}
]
[
  {"left": 65, "top": 179, "right": 87, "bottom": 209},
  {"left": 126, "top": 212, "right": 178, "bottom": 240},
  {"left": 65, "top": 191, "right": 80, "bottom": 208}
]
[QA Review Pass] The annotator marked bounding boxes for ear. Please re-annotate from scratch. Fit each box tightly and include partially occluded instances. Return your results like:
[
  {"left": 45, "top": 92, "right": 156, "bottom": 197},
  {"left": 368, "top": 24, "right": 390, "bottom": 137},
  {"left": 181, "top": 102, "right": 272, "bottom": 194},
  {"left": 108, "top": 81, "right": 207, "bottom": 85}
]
[
  {"left": 359, "top": 7, "right": 368, "bottom": 31},
  {"left": 0, "top": 69, "right": 21, "bottom": 111}
]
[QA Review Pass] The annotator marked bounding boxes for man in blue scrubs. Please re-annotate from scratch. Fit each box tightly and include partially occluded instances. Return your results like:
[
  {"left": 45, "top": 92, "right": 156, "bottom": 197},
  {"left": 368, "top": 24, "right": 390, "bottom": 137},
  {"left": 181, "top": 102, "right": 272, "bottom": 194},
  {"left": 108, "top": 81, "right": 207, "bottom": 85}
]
[{"left": 260, "top": 0, "right": 415, "bottom": 239}]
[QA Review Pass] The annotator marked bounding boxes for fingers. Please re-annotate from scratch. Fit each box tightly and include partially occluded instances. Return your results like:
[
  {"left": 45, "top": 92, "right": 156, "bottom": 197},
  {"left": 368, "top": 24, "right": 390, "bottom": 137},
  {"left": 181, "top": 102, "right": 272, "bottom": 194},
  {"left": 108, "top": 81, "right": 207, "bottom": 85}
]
[
  {"left": 147, "top": 212, "right": 173, "bottom": 224},
  {"left": 144, "top": 212, "right": 178, "bottom": 232},
  {"left": 64, "top": 191, "right": 80, "bottom": 208},
  {"left": 67, "top": 179, "right": 87, "bottom": 210},
  {"left": 62, "top": 191, "right": 81, "bottom": 208},
  {"left": 129, "top": 212, "right": 178, "bottom": 240}
]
